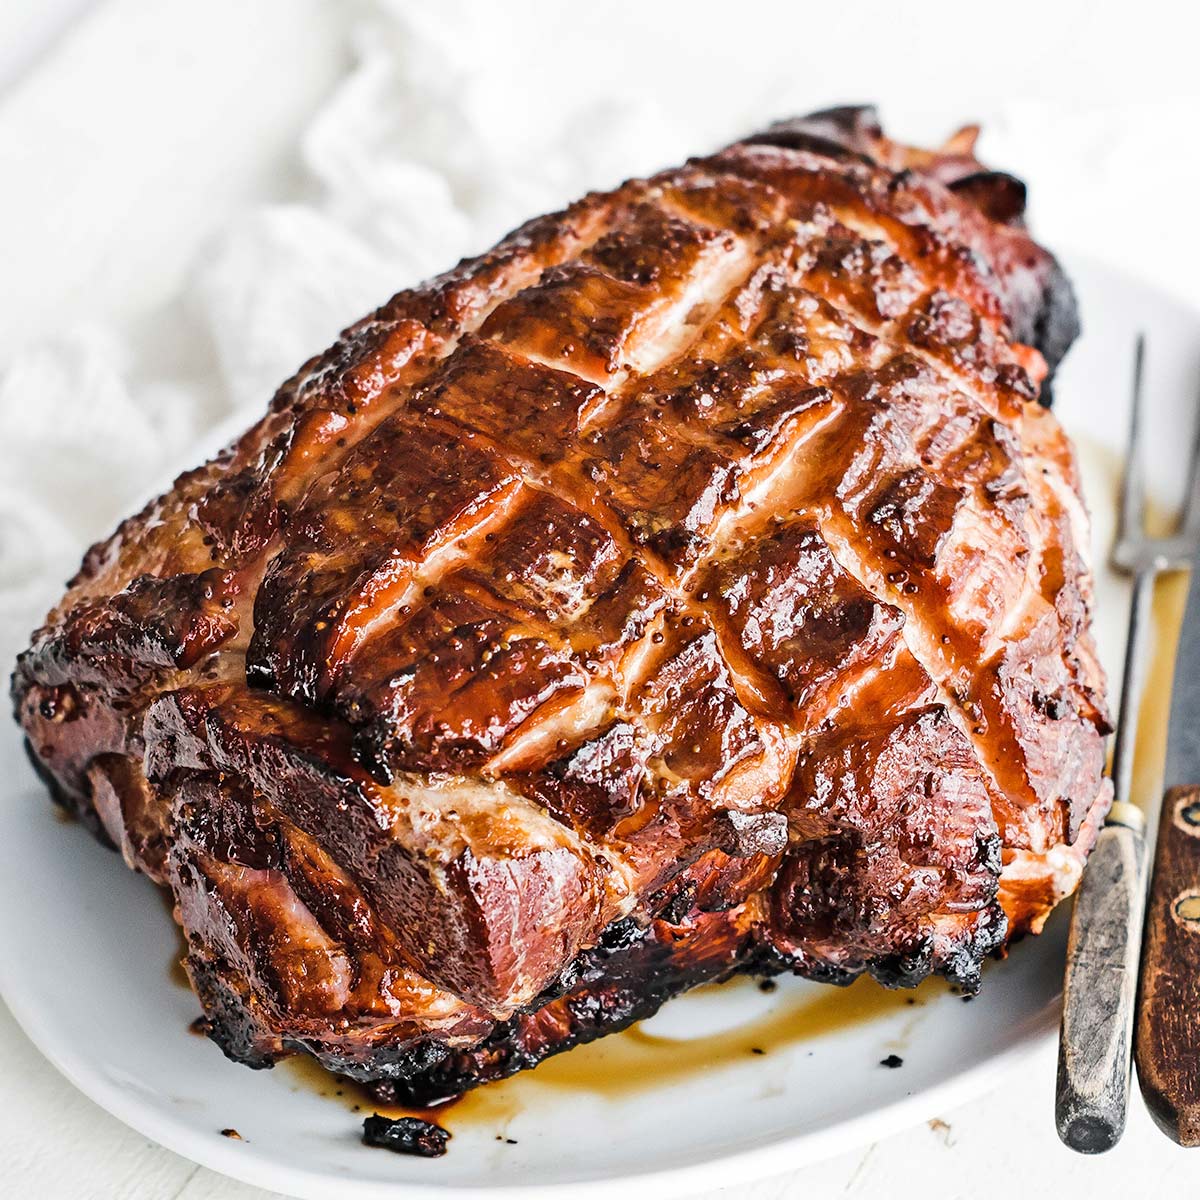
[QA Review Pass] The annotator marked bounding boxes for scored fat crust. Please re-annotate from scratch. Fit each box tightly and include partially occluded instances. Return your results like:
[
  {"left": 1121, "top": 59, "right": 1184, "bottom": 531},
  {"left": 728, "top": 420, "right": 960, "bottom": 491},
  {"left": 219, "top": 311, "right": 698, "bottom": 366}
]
[{"left": 12, "top": 106, "right": 1109, "bottom": 1096}]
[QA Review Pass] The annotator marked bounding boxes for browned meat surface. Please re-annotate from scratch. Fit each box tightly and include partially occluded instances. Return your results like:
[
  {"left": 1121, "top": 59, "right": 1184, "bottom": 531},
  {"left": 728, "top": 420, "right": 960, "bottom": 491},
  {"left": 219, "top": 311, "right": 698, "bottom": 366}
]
[{"left": 11, "top": 106, "right": 1109, "bottom": 1101}]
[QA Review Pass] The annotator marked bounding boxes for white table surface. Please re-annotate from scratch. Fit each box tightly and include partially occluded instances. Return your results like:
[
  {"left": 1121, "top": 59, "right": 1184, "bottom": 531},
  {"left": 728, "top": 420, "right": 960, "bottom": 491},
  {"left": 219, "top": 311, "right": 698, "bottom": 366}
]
[{"left": 3, "top": 2, "right": 1200, "bottom": 1196}]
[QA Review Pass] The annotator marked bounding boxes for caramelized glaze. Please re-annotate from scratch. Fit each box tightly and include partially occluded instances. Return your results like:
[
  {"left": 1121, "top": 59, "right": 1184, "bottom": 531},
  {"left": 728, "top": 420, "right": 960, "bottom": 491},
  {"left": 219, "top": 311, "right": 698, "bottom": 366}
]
[{"left": 14, "top": 105, "right": 1103, "bottom": 1103}]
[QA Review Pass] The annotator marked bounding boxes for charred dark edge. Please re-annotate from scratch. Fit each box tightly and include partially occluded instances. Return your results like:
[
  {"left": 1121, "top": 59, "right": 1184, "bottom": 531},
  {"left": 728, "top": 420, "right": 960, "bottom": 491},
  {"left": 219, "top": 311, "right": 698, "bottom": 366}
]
[
  {"left": 755, "top": 900, "right": 1009, "bottom": 996},
  {"left": 294, "top": 908, "right": 1003, "bottom": 1106},
  {"left": 947, "top": 172, "right": 1028, "bottom": 226},
  {"left": 189, "top": 958, "right": 281, "bottom": 1071},
  {"left": 1023, "top": 259, "right": 1080, "bottom": 405},
  {"left": 361, "top": 1113, "right": 450, "bottom": 1157},
  {"left": 743, "top": 104, "right": 885, "bottom": 161},
  {"left": 366, "top": 988, "right": 671, "bottom": 1107},
  {"left": 21, "top": 735, "right": 114, "bottom": 848},
  {"left": 361, "top": 923, "right": 748, "bottom": 1107}
]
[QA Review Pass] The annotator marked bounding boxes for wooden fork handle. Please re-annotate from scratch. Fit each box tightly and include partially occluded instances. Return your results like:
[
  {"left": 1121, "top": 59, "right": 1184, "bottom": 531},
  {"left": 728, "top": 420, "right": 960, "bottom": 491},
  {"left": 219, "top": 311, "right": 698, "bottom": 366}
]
[
  {"left": 1136, "top": 783, "right": 1200, "bottom": 1146},
  {"left": 1057, "top": 814, "right": 1146, "bottom": 1152}
]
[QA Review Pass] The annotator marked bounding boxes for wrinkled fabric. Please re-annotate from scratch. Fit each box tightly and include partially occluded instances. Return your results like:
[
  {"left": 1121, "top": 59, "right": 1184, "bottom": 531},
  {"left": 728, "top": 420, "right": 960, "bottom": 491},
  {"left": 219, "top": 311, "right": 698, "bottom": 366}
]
[{"left": 0, "top": 3, "right": 686, "bottom": 666}]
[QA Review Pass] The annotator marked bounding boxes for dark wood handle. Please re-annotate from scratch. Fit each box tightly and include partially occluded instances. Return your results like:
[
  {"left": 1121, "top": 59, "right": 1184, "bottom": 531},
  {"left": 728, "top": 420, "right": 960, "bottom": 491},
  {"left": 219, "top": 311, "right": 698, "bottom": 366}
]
[
  {"left": 1136, "top": 783, "right": 1200, "bottom": 1146},
  {"left": 1057, "top": 817, "right": 1147, "bottom": 1152}
]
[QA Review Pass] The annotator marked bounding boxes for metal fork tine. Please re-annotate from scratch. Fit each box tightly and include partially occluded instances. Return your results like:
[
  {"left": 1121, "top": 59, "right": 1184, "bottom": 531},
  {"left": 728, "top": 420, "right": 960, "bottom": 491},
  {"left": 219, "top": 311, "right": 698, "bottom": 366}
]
[
  {"left": 1110, "top": 334, "right": 1153, "bottom": 814},
  {"left": 1114, "top": 333, "right": 1148, "bottom": 558}
]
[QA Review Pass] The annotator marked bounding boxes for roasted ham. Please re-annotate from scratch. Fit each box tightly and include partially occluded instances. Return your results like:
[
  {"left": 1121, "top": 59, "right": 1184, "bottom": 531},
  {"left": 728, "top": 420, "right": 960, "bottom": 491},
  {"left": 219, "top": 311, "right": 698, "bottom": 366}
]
[{"left": 11, "top": 107, "right": 1109, "bottom": 1102}]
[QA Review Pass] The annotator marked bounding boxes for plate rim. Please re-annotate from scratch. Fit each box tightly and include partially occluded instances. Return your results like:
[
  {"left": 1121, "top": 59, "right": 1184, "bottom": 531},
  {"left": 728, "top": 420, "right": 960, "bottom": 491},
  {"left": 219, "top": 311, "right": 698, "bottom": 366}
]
[{"left": 0, "top": 917, "right": 1053, "bottom": 1200}]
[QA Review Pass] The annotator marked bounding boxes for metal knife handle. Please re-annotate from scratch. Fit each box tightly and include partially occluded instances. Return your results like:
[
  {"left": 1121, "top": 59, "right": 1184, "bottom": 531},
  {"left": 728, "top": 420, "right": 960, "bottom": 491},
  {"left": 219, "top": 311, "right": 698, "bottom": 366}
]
[
  {"left": 1136, "top": 783, "right": 1200, "bottom": 1145},
  {"left": 1057, "top": 808, "right": 1147, "bottom": 1153}
]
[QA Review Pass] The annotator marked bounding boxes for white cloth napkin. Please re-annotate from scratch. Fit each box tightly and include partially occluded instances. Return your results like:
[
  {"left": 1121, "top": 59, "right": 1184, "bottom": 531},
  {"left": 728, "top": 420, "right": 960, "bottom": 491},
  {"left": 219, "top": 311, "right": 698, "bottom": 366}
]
[{"left": 0, "top": 0, "right": 693, "bottom": 668}]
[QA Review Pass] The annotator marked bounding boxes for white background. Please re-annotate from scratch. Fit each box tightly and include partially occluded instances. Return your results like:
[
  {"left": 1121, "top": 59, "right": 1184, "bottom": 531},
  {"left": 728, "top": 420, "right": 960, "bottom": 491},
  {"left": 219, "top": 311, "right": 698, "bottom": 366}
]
[{"left": 2, "top": 1, "right": 1200, "bottom": 1196}]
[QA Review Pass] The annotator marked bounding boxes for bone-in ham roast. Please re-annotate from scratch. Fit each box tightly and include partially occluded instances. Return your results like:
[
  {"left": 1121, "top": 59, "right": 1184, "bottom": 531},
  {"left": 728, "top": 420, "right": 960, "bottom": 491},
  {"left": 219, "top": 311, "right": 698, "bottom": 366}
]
[{"left": 12, "top": 108, "right": 1110, "bottom": 1102}]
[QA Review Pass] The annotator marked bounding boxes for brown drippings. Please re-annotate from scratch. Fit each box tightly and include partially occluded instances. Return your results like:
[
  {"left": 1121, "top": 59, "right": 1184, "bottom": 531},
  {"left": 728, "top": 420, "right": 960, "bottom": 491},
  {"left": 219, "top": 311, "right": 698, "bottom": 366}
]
[
  {"left": 168, "top": 956, "right": 190, "bottom": 990},
  {"left": 928, "top": 1116, "right": 953, "bottom": 1145},
  {"left": 153, "top": 887, "right": 193, "bottom": 990},
  {"left": 283, "top": 972, "right": 943, "bottom": 1130},
  {"left": 520, "top": 973, "right": 942, "bottom": 1098},
  {"left": 1131, "top": 568, "right": 1190, "bottom": 814},
  {"left": 167, "top": 921, "right": 190, "bottom": 990}
]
